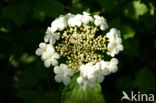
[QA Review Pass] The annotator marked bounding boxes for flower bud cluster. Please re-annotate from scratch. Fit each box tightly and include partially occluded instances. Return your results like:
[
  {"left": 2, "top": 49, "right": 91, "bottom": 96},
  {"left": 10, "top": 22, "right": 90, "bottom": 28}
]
[{"left": 55, "top": 24, "right": 107, "bottom": 70}]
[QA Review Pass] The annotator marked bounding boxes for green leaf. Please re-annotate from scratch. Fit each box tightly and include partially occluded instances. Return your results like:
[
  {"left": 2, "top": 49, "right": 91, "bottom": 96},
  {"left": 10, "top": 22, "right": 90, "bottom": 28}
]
[
  {"left": 9, "top": 55, "right": 19, "bottom": 68},
  {"left": 122, "top": 25, "right": 135, "bottom": 40},
  {"left": 149, "top": 2, "right": 155, "bottom": 15},
  {"left": 109, "top": 18, "right": 121, "bottom": 29},
  {"left": 124, "top": 1, "right": 148, "bottom": 20},
  {"left": 97, "top": 0, "right": 118, "bottom": 11},
  {"left": 2, "top": 3, "right": 31, "bottom": 25},
  {"left": 123, "top": 38, "right": 139, "bottom": 56},
  {"left": 133, "top": 68, "right": 156, "bottom": 92},
  {"left": 62, "top": 75, "right": 105, "bottom": 103},
  {"left": 34, "top": 0, "right": 64, "bottom": 21},
  {"left": 20, "top": 53, "right": 36, "bottom": 64},
  {"left": 72, "top": 0, "right": 83, "bottom": 9}
]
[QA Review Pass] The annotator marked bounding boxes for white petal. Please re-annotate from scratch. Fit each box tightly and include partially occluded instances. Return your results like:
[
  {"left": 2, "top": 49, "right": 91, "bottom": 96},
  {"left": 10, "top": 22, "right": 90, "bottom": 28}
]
[
  {"left": 97, "top": 75, "right": 104, "bottom": 83},
  {"left": 94, "top": 19, "right": 101, "bottom": 26},
  {"left": 60, "top": 64, "right": 68, "bottom": 72},
  {"left": 77, "top": 77, "right": 83, "bottom": 84},
  {"left": 110, "top": 53, "right": 115, "bottom": 57},
  {"left": 63, "top": 76, "right": 71, "bottom": 85},
  {"left": 44, "top": 59, "right": 51, "bottom": 68},
  {"left": 44, "top": 35, "right": 49, "bottom": 43},
  {"left": 83, "top": 12, "right": 90, "bottom": 16},
  {"left": 52, "top": 52, "right": 60, "bottom": 59},
  {"left": 95, "top": 62, "right": 101, "bottom": 70},
  {"left": 45, "top": 27, "right": 52, "bottom": 35},
  {"left": 46, "top": 44, "right": 55, "bottom": 53},
  {"left": 82, "top": 81, "right": 88, "bottom": 91},
  {"left": 55, "top": 75, "right": 63, "bottom": 83},
  {"left": 66, "top": 69, "right": 74, "bottom": 76},
  {"left": 117, "top": 44, "right": 124, "bottom": 51},
  {"left": 75, "top": 20, "right": 82, "bottom": 27},
  {"left": 51, "top": 26, "right": 57, "bottom": 32},
  {"left": 102, "top": 67, "right": 111, "bottom": 76},
  {"left": 88, "top": 74, "right": 96, "bottom": 82},
  {"left": 110, "top": 66, "right": 118, "bottom": 73},
  {"left": 42, "top": 52, "right": 50, "bottom": 60},
  {"left": 35, "top": 48, "right": 44, "bottom": 56},
  {"left": 88, "top": 82, "right": 96, "bottom": 88},
  {"left": 116, "top": 38, "right": 122, "bottom": 44},
  {"left": 50, "top": 37, "right": 56, "bottom": 45},
  {"left": 111, "top": 58, "right": 118, "bottom": 65},
  {"left": 58, "top": 23, "right": 65, "bottom": 31},
  {"left": 39, "top": 43, "right": 47, "bottom": 49},
  {"left": 53, "top": 33, "right": 60, "bottom": 40},
  {"left": 54, "top": 66, "right": 63, "bottom": 74},
  {"left": 51, "top": 59, "right": 58, "bottom": 66},
  {"left": 106, "top": 32, "right": 111, "bottom": 38},
  {"left": 100, "top": 23, "right": 108, "bottom": 31}
]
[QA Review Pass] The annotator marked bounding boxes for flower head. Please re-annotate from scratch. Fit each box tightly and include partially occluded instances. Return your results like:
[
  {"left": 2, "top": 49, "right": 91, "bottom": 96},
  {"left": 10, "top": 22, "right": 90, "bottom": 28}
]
[{"left": 35, "top": 11, "right": 123, "bottom": 91}]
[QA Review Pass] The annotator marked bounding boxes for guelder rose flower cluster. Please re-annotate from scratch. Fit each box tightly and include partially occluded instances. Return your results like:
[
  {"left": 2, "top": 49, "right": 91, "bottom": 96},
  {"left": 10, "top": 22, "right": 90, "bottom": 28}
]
[{"left": 35, "top": 12, "right": 123, "bottom": 91}]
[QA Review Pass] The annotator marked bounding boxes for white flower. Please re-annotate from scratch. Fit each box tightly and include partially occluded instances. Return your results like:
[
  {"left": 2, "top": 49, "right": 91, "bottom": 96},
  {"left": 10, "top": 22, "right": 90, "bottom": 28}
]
[
  {"left": 89, "top": 62, "right": 105, "bottom": 83},
  {"left": 106, "top": 28, "right": 120, "bottom": 42},
  {"left": 94, "top": 15, "right": 108, "bottom": 30},
  {"left": 36, "top": 42, "right": 47, "bottom": 56},
  {"left": 54, "top": 64, "right": 74, "bottom": 85},
  {"left": 100, "top": 61, "right": 111, "bottom": 76},
  {"left": 35, "top": 43, "right": 60, "bottom": 67},
  {"left": 51, "top": 16, "right": 67, "bottom": 32},
  {"left": 68, "top": 14, "right": 83, "bottom": 27},
  {"left": 101, "top": 58, "right": 118, "bottom": 73},
  {"left": 108, "top": 58, "right": 119, "bottom": 73},
  {"left": 81, "top": 12, "right": 93, "bottom": 24},
  {"left": 106, "top": 28, "right": 124, "bottom": 57},
  {"left": 65, "top": 13, "right": 75, "bottom": 20},
  {"left": 44, "top": 27, "right": 60, "bottom": 44},
  {"left": 77, "top": 63, "right": 97, "bottom": 91}
]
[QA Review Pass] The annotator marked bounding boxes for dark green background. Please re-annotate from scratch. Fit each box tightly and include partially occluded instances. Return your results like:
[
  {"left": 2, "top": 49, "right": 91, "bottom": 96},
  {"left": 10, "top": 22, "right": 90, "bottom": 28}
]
[{"left": 0, "top": 0, "right": 156, "bottom": 103}]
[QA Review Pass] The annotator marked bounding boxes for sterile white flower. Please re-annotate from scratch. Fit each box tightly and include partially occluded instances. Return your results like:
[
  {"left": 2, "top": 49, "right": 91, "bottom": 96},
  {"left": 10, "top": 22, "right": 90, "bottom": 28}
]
[
  {"left": 108, "top": 58, "right": 119, "bottom": 73},
  {"left": 101, "top": 58, "right": 118, "bottom": 73},
  {"left": 68, "top": 14, "right": 83, "bottom": 27},
  {"left": 89, "top": 62, "right": 105, "bottom": 83},
  {"left": 36, "top": 43, "right": 60, "bottom": 67},
  {"left": 65, "top": 13, "right": 72, "bottom": 18},
  {"left": 106, "top": 28, "right": 120, "bottom": 42},
  {"left": 54, "top": 64, "right": 74, "bottom": 85},
  {"left": 36, "top": 42, "right": 47, "bottom": 56},
  {"left": 106, "top": 28, "right": 124, "bottom": 57},
  {"left": 77, "top": 63, "right": 97, "bottom": 91},
  {"left": 44, "top": 27, "right": 60, "bottom": 44},
  {"left": 100, "top": 61, "right": 111, "bottom": 76},
  {"left": 81, "top": 12, "right": 93, "bottom": 24},
  {"left": 94, "top": 15, "right": 108, "bottom": 30},
  {"left": 51, "top": 16, "right": 67, "bottom": 32}
]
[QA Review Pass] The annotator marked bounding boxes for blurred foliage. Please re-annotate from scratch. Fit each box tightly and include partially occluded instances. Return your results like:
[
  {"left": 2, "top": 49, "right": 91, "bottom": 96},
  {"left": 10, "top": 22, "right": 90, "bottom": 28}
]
[{"left": 0, "top": 0, "right": 156, "bottom": 103}]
